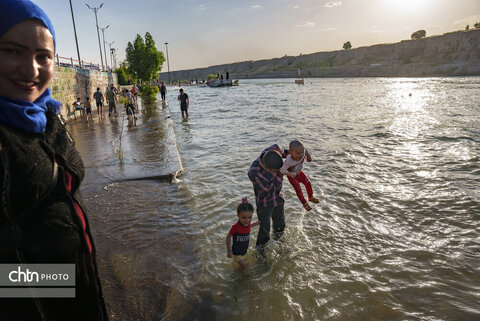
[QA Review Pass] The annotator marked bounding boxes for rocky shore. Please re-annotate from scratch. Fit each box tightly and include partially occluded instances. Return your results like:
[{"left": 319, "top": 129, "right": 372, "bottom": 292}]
[{"left": 160, "top": 29, "right": 480, "bottom": 80}]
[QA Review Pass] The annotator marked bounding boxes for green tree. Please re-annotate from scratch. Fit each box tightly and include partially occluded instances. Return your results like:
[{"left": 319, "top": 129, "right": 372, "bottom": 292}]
[
  {"left": 125, "top": 32, "right": 165, "bottom": 82},
  {"left": 474, "top": 22, "right": 480, "bottom": 29},
  {"left": 411, "top": 29, "right": 426, "bottom": 40},
  {"left": 465, "top": 25, "right": 470, "bottom": 31},
  {"left": 115, "top": 64, "right": 129, "bottom": 85},
  {"left": 343, "top": 41, "right": 352, "bottom": 50},
  {"left": 125, "top": 32, "right": 164, "bottom": 103}
]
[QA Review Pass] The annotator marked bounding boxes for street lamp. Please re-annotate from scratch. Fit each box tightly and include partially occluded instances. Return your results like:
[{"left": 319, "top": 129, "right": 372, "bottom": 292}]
[
  {"left": 164, "top": 42, "right": 170, "bottom": 84},
  {"left": 69, "top": 0, "right": 81, "bottom": 64},
  {"left": 86, "top": 2, "right": 104, "bottom": 70},
  {"left": 99, "top": 25, "right": 109, "bottom": 70},
  {"left": 112, "top": 48, "right": 118, "bottom": 69},
  {"left": 106, "top": 40, "right": 115, "bottom": 69}
]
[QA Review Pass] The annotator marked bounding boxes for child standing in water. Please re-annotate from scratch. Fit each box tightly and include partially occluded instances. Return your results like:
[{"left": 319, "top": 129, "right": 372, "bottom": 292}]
[
  {"left": 84, "top": 97, "right": 93, "bottom": 123},
  {"left": 226, "top": 198, "right": 260, "bottom": 270},
  {"left": 280, "top": 139, "right": 319, "bottom": 211}
]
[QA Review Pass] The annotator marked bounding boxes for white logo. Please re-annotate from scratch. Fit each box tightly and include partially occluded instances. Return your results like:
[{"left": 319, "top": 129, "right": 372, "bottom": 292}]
[
  {"left": 9, "top": 266, "right": 39, "bottom": 283},
  {"left": 8, "top": 266, "right": 69, "bottom": 283}
]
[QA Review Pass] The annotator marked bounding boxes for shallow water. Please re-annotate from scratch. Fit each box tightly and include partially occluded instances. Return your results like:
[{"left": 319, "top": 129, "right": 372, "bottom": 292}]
[
  {"left": 169, "top": 78, "right": 480, "bottom": 321},
  {"left": 74, "top": 77, "right": 479, "bottom": 320}
]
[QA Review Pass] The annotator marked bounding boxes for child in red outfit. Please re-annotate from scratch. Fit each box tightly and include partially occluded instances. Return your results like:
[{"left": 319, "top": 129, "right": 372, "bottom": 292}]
[
  {"left": 280, "top": 139, "right": 319, "bottom": 211},
  {"left": 226, "top": 197, "right": 260, "bottom": 270}
]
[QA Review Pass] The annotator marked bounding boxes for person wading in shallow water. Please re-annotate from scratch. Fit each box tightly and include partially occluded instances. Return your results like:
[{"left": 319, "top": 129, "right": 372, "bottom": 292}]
[
  {"left": 248, "top": 144, "right": 287, "bottom": 250},
  {"left": 0, "top": 0, "right": 108, "bottom": 320},
  {"left": 177, "top": 88, "right": 189, "bottom": 118},
  {"left": 159, "top": 82, "right": 167, "bottom": 101}
]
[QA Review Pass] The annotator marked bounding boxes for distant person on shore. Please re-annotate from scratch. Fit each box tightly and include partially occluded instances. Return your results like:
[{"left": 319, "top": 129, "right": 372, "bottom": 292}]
[
  {"left": 160, "top": 82, "right": 167, "bottom": 101},
  {"left": 106, "top": 86, "right": 117, "bottom": 117},
  {"left": 280, "top": 139, "right": 319, "bottom": 211},
  {"left": 131, "top": 84, "right": 139, "bottom": 108},
  {"left": 226, "top": 197, "right": 260, "bottom": 270},
  {"left": 248, "top": 144, "right": 287, "bottom": 248},
  {"left": 93, "top": 87, "right": 104, "bottom": 119},
  {"left": 177, "top": 88, "right": 189, "bottom": 118},
  {"left": 123, "top": 89, "right": 137, "bottom": 120},
  {"left": 84, "top": 97, "right": 93, "bottom": 123},
  {"left": 72, "top": 97, "right": 83, "bottom": 119}
]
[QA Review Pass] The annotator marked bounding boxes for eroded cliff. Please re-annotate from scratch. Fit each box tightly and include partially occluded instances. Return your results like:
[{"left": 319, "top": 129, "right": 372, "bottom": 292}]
[{"left": 159, "top": 29, "right": 480, "bottom": 80}]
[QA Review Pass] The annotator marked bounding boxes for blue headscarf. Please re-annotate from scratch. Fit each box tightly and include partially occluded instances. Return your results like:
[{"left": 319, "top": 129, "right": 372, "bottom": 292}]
[{"left": 0, "top": 0, "right": 61, "bottom": 133}]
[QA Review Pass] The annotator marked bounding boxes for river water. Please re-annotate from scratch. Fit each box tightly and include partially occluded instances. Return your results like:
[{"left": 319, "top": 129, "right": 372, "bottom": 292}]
[{"left": 76, "top": 77, "right": 479, "bottom": 321}]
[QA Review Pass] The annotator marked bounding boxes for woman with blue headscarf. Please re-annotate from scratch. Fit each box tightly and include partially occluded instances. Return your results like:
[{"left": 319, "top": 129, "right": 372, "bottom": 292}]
[{"left": 0, "top": 1, "right": 108, "bottom": 320}]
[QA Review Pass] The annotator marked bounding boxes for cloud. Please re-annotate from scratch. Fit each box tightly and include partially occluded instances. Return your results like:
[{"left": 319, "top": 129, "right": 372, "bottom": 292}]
[
  {"left": 319, "top": 27, "right": 337, "bottom": 32},
  {"left": 453, "top": 14, "right": 480, "bottom": 26},
  {"left": 196, "top": 4, "right": 206, "bottom": 11},
  {"left": 367, "top": 25, "right": 386, "bottom": 34},
  {"left": 296, "top": 21, "right": 315, "bottom": 28},
  {"left": 293, "top": 6, "right": 299, "bottom": 9},
  {"left": 324, "top": 1, "right": 342, "bottom": 8},
  {"left": 251, "top": 5, "right": 262, "bottom": 9}
]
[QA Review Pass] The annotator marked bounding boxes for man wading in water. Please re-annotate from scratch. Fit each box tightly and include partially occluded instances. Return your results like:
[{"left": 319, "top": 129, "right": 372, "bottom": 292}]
[{"left": 177, "top": 88, "right": 189, "bottom": 118}]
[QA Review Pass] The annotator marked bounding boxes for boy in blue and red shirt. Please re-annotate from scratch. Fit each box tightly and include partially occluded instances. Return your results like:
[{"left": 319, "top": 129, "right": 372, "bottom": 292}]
[{"left": 226, "top": 198, "right": 260, "bottom": 270}]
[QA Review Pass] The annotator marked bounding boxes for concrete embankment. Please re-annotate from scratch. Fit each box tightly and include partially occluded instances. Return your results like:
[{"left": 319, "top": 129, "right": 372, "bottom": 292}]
[
  {"left": 68, "top": 97, "right": 182, "bottom": 183},
  {"left": 51, "top": 66, "right": 118, "bottom": 121}
]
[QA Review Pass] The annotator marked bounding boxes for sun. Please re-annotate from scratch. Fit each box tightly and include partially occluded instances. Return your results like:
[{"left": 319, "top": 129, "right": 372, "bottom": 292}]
[{"left": 381, "top": 0, "right": 434, "bottom": 11}]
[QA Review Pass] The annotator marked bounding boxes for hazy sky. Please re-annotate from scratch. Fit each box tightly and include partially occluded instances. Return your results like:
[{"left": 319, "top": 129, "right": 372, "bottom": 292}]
[{"left": 34, "top": 0, "right": 480, "bottom": 71}]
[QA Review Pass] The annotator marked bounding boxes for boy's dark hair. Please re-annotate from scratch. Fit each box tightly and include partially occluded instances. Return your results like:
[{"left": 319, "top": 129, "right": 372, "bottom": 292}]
[
  {"left": 237, "top": 197, "right": 254, "bottom": 214},
  {"left": 86, "top": 97, "right": 90, "bottom": 101},
  {"left": 262, "top": 150, "right": 283, "bottom": 170},
  {"left": 179, "top": 88, "right": 184, "bottom": 92},
  {"left": 289, "top": 139, "right": 304, "bottom": 150},
  {"left": 97, "top": 87, "right": 100, "bottom": 91}
]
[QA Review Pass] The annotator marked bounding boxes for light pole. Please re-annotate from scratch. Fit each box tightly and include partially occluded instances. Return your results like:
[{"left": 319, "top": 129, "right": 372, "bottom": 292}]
[
  {"left": 99, "top": 25, "right": 109, "bottom": 70},
  {"left": 106, "top": 40, "right": 115, "bottom": 68},
  {"left": 110, "top": 48, "right": 114, "bottom": 69},
  {"left": 69, "top": 0, "right": 81, "bottom": 64},
  {"left": 164, "top": 42, "right": 170, "bottom": 84},
  {"left": 86, "top": 3, "right": 104, "bottom": 70},
  {"left": 113, "top": 48, "right": 118, "bottom": 69}
]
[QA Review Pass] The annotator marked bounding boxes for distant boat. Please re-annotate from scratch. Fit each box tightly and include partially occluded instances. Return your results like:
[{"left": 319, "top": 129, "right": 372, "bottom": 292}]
[
  {"left": 207, "top": 79, "right": 238, "bottom": 87},
  {"left": 295, "top": 68, "right": 304, "bottom": 85}
]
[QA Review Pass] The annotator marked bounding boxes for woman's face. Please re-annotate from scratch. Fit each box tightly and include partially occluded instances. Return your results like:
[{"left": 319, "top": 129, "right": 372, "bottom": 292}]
[{"left": 0, "top": 19, "right": 54, "bottom": 102}]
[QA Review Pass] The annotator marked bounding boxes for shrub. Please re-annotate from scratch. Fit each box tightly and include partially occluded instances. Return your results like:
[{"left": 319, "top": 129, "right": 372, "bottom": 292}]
[
  {"left": 140, "top": 84, "right": 159, "bottom": 105},
  {"left": 115, "top": 67, "right": 129, "bottom": 85},
  {"left": 411, "top": 30, "right": 426, "bottom": 40}
]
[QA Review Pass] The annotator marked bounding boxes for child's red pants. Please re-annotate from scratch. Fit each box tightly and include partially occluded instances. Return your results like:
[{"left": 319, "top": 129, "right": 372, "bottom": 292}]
[{"left": 287, "top": 171, "right": 313, "bottom": 204}]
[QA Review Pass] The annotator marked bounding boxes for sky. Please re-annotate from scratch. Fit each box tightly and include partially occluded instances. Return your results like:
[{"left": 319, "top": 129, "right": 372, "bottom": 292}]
[{"left": 34, "top": 0, "right": 480, "bottom": 71}]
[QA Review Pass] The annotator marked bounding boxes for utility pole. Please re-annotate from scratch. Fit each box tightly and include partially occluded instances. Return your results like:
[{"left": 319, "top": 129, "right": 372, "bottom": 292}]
[
  {"left": 99, "top": 25, "right": 109, "bottom": 70},
  {"left": 113, "top": 48, "right": 118, "bottom": 69},
  {"left": 86, "top": 3, "right": 104, "bottom": 70},
  {"left": 69, "top": 0, "right": 81, "bottom": 64},
  {"left": 106, "top": 40, "right": 115, "bottom": 68},
  {"left": 164, "top": 42, "right": 170, "bottom": 84}
]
